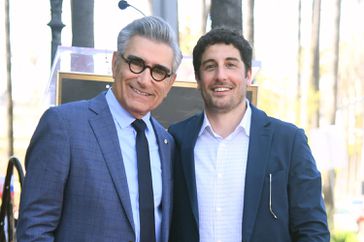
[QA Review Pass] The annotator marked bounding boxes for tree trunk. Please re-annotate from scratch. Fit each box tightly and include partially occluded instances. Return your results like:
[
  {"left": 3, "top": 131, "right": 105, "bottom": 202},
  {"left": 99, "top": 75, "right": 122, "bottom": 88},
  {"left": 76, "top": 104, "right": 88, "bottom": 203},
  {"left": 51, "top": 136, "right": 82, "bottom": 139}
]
[
  {"left": 5, "top": 0, "right": 14, "bottom": 157},
  {"left": 296, "top": 0, "right": 302, "bottom": 125},
  {"left": 210, "top": 0, "right": 242, "bottom": 31},
  {"left": 309, "top": 0, "right": 321, "bottom": 128},
  {"left": 331, "top": 0, "right": 341, "bottom": 125},
  {"left": 71, "top": 0, "right": 94, "bottom": 48},
  {"left": 202, "top": 0, "right": 210, "bottom": 33},
  {"left": 70, "top": 0, "right": 94, "bottom": 73},
  {"left": 324, "top": 0, "right": 341, "bottom": 230},
  {"left": 245, "top": 0, "right": 254, "bottom": 46}
]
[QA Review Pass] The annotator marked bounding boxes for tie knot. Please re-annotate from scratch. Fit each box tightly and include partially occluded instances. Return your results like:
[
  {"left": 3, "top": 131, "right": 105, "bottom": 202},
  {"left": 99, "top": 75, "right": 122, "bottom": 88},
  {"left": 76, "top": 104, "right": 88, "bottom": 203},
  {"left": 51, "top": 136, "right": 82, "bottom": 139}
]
[{"left": 132, "top": 119, "right": 147, "bottom": 133}]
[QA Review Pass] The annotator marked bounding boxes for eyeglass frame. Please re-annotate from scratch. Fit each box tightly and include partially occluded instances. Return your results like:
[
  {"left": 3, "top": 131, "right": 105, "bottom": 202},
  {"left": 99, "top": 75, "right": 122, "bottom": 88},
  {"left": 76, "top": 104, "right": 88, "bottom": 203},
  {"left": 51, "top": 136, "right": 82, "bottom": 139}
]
[{"left": 120, "top": 54, "right": 173, "bottom": 82}]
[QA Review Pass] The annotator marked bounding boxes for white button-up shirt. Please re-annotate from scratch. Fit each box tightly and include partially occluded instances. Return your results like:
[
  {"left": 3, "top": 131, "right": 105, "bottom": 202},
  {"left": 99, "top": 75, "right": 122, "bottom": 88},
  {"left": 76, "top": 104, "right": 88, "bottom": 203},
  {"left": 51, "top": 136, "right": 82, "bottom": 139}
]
[{"left": 195, "top": 100, "right": 251, "bottom": 242}]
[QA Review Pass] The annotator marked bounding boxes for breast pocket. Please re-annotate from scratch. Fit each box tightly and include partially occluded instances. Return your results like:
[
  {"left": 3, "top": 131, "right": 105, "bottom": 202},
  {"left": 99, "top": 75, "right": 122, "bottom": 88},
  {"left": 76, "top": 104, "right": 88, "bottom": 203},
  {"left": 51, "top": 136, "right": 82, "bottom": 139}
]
[{"left": 264, "top": 170, "right": 289, "bottom": 221}]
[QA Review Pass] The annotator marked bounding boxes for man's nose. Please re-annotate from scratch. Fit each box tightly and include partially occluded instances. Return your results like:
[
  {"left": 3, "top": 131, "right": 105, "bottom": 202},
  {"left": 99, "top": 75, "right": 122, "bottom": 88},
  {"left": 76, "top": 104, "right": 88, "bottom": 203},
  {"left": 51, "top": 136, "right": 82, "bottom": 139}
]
[
  {"left": 216, "top": 66, "right": 228, "bottom": 80},
  {"left": 138, "top": 67, "right": 153, "bottom": 84}
]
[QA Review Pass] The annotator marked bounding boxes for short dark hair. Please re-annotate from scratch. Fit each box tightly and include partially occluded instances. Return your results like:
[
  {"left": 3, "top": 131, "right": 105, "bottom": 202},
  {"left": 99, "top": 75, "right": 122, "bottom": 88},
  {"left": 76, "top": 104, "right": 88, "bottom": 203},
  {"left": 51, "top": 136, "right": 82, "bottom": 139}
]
[{"left": 192, "top": 27, "right": 252, "bottom": 80}]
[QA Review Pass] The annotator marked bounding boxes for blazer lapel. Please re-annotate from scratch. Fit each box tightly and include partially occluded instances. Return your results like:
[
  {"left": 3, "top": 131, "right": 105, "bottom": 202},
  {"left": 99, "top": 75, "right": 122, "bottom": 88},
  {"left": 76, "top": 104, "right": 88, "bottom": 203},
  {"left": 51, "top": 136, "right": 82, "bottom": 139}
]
[
  {"left": 180, "top": 113, "right": 204, "bottom": 227},
  {"left": 88, "top": 93, "right": 135, "bottom": 232},
  {"left": 151, "top": 118, "right": 173, "bottom": 242},
  {"left": 242, "top": 105, "right": 272, "bottom": 241}
]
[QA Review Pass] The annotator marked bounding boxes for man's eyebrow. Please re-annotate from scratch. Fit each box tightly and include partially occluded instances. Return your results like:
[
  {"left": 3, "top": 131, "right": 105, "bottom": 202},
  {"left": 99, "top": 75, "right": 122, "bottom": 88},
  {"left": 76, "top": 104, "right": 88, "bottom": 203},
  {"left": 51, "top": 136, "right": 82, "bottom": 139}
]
[
  {"left": 201, "top": 57, "right": 240, "bottom": 65},
  {"left": 201, "top": 59, "right": 216, "bottom": 66},
  {"left": 225, "top": 57, "right": 240, "bottom": 62},
  {"left": 128, "top": 54, "right": 171, "bottom": 72},
  {"left": 126, "top": 54, "right": 144, "bottom": 61},
  {"left": 154, "top": 64, "right": 171, "bottom": 73}
]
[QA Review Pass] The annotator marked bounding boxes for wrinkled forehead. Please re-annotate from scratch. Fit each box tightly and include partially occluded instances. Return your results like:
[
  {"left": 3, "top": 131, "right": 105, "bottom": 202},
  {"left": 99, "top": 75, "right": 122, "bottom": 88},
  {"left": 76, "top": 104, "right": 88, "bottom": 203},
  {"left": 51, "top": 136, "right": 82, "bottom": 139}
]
[
  {"left": 124, "top": 35, "right": 174, "bottom": 67},
  {"left": 201, "top": 43, "right": 241, "bottom": 61}
]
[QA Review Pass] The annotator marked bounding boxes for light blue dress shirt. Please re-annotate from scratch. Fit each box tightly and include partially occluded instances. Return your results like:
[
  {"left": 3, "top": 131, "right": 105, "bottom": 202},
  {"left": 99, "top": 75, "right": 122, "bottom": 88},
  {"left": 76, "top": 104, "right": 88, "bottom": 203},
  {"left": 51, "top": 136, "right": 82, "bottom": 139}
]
[{"left": 105, "top": 89, "right": 162, "bottom": 242}]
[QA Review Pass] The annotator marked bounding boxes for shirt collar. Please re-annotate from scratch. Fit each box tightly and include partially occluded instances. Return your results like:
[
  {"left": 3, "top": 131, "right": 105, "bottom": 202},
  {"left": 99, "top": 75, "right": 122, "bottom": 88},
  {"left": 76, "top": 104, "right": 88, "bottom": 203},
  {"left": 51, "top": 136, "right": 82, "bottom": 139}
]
[
  {"left": 241, "top": 99, "right": 251, "bottom": 137},
  {"left": 105, "top": 88, "right": 152, "bottom": 130},
  {"left": 199, "top": 99, "right": 252, "bottom": 138}
]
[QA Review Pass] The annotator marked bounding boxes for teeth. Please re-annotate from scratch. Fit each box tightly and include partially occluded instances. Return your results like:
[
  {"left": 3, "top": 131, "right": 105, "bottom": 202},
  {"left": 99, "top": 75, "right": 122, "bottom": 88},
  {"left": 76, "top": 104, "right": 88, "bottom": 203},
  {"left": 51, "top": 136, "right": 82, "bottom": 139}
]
[
  {"left": 214, "top": 87, "right": 230, "bottom": 92},
  {"left": 133, "top": 87, "right": 150, "bottom": 96}
]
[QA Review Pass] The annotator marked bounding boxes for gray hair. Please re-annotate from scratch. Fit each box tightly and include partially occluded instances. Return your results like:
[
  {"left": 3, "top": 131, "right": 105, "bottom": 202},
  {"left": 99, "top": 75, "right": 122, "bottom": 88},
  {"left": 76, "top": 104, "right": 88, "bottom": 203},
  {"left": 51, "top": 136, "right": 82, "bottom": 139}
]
[{"left": 117, "top": 16, "right": 183, "bottom": 74}]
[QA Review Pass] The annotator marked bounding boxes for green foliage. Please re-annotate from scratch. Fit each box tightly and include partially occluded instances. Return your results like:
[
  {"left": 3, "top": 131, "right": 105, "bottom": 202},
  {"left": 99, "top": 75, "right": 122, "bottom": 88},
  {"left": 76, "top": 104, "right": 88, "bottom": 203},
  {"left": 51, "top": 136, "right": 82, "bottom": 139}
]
[{"left": 331, "top": 231, "right": 359, "bottom": 242}]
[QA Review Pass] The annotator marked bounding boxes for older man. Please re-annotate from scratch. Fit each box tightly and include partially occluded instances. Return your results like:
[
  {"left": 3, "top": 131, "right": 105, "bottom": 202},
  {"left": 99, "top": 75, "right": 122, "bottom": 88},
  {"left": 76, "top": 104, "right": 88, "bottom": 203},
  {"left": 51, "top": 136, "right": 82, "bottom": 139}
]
[{"left": 17, "top": 16, "right": 182, "bottom": 242}]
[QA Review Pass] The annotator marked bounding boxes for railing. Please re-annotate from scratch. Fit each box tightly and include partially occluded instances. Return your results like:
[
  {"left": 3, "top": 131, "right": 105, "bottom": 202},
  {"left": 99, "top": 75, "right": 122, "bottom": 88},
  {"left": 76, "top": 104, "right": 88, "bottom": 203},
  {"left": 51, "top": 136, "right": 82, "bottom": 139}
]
[{"left": 0, "top": 157, "right": 24, "bottom": 242}]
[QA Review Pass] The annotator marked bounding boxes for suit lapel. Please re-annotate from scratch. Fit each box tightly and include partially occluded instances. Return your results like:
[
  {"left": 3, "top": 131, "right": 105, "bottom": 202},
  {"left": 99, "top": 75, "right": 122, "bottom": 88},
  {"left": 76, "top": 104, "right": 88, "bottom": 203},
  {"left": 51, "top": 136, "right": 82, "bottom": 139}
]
[
  {"left": 242, "top": 105, "right": 272, "bottom": 241},
  {"left": 88, "top": 93, "right": 135, "bottom": 232},
  {"left": 180, "top": 113, "right": 204, "bottom": 227},
  {"left": 151, "top": 118, "right": 173, "bottom": 242}
]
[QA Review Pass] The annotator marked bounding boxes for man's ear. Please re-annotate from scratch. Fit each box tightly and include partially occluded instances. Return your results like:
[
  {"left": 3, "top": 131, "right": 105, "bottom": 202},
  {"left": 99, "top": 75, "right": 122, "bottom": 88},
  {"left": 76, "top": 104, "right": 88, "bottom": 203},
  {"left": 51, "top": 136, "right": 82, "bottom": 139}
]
[
  {"left": 164, "top": 74, "right": 177, "bottom": 98},
  {"left": 194, "top": 72, "right": 201, "bottom": 89},
  {"left": 245, "top": 69, "right": 252, "bottom": 85},
  {"left": 111, "top": 51, "right": 119, "bottom": 79}
]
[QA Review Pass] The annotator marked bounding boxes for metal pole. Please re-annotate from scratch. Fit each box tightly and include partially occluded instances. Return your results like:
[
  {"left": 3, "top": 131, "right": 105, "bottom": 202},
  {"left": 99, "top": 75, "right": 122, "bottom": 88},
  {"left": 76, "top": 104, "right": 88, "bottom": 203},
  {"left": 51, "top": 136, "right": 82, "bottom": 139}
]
[{"left": 48, "top": 0, "right": 65, "bottom": 65}]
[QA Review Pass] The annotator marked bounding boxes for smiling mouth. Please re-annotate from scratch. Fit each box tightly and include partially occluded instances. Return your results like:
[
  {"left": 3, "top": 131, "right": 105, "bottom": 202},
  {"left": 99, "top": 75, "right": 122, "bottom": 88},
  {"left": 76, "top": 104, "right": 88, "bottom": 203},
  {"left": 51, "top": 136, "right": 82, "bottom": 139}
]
[
  {"left": 132, "top": 86, "right": 151, "bottom": 96},
  {"left": 213, "top": 87, "right": 232, "bottom": 92}
]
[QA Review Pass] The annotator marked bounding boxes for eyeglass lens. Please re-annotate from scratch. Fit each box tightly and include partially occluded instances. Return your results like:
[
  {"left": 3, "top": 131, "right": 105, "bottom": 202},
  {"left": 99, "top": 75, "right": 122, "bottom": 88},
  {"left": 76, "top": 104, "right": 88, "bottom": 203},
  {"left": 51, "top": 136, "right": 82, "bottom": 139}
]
[{"left": 123, "top": 55, "right": 171, "bottom": 82}]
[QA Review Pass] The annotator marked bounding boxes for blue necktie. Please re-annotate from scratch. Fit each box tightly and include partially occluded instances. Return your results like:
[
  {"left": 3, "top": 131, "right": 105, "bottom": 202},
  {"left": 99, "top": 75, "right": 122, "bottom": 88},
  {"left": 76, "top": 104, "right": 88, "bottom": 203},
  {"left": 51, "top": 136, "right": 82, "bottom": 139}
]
[{"left": 132, "top": 119, "right": 156, "bottom": 242}]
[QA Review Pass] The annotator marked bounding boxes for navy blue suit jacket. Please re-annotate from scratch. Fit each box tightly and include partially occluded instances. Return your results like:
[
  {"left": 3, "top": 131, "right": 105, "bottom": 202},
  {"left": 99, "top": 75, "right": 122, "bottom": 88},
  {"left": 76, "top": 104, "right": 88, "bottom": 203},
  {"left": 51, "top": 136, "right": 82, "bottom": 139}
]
[
  {"left": 17, "top": 92, "right": 174, "bottom": 242},
  {"left": 169, "top": 103, "right": 329, "bottom": 242}
]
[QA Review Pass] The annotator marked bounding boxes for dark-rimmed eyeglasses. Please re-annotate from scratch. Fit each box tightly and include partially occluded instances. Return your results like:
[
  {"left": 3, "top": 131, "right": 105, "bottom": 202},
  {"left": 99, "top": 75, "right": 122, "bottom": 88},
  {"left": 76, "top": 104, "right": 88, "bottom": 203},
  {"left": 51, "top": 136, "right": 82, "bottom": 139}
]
[{"left": 120, "top": 54, "right": 172, "bottom": 82}]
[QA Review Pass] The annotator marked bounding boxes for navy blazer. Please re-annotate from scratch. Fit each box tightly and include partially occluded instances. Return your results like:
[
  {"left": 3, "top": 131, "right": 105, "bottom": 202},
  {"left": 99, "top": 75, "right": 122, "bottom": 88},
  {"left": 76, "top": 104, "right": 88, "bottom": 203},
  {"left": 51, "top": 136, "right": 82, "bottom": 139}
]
[
  {"left": 169, "top": 103, "right": 329, "bottom": 242},
  {"left": 17, "top": 92, "right": 174, "bottom": 242}
]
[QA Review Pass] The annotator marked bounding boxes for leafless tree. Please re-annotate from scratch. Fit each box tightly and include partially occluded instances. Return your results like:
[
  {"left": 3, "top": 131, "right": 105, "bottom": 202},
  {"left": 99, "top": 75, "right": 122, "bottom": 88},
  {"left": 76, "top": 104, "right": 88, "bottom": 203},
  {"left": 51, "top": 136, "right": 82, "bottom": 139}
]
[
  {"left": 5, "top": 0, "right": 14, "bottom": 157},
  {"left": 324, "top": 0, "right": 342, "bottom": 229},
  {"left": 201, "top": 0, "right": 210, "bottom": 33},
  {"left": 245, "top": 0, "right": 255, "bottom": 46},
  {"left": 296, "top": 0, "right": 302, "bottom": 125},
  {"left": 331, "top": 0, "right": 341, "bottom": 125},
  {"left": 309, "top": 0, "right": 321, "bottom": 128}
]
